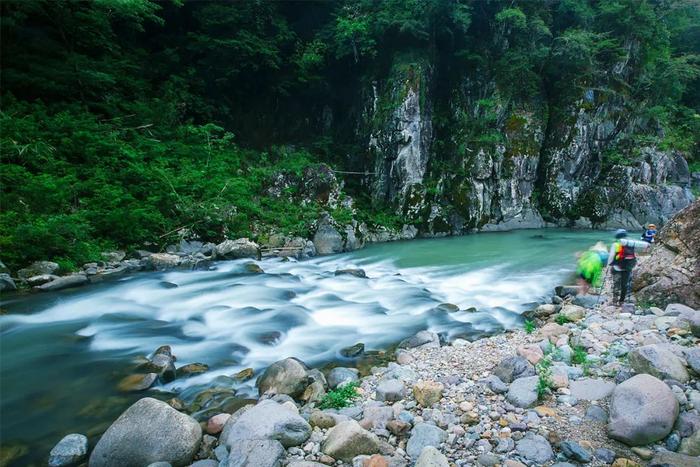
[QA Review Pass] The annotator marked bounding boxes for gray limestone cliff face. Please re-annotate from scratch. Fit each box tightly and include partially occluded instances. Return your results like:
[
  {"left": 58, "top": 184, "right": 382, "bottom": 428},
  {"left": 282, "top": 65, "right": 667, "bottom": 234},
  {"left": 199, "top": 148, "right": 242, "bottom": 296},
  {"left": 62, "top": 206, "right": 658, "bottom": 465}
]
[
  {"left": 359, "top": 65, "right": 693, "bottom": 235},
  {"left": 368, "top": 63, "right": 433, "bottom": 206}
]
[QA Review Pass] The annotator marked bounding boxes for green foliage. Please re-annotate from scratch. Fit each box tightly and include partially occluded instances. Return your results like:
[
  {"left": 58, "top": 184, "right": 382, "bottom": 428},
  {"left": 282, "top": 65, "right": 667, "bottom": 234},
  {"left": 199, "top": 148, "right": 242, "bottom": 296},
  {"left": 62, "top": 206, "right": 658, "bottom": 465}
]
[
  {"left": 524, "top": 319, "right": 536, "bottom": 334},
  {"left": 535, "top": 355, "right": 553, "bottom": 400},
  {"left": 1, "top": 0, "right": 699, "bottom": 270},
  {"left": 571, "top": 346, "right": 588, "bottom": 365},
  {"left": 318, "top": 381, "right": 360, "bottom": 409},
  {"left": 555, "top": 314, "right": 570, "bottom": 325}
]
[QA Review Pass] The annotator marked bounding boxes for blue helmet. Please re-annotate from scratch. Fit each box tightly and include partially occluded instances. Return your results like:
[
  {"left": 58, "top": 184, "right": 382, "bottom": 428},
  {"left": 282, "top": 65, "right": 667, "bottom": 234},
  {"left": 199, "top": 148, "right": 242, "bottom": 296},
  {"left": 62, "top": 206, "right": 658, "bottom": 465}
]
[{"left": 615, "top": 229, "right": 627, "bottom": 239}]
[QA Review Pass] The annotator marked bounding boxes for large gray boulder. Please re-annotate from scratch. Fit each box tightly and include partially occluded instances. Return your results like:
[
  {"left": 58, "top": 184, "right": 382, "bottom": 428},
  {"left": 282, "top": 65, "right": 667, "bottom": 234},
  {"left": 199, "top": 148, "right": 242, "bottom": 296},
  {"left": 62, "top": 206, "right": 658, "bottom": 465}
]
[
  {"left": 49, "top": 433, "right": 88, "bottom": 467},
  {"left": 320, "top": 420, "right": 380, "bottom": 462},
  {"left": 17, "top": 260, "right": 59, "bottom": 279},
  {"left": 214, "top": 238, "right": 260, "bottom": 260},
  {"left": 515, "top": 434, "right": 554, "bottom": 464},
  {"left": 406, "top": 423, "right": 447, "bottom": 459},
  {"left": 36, "top": 274, "right": 89, "bottom": 292},
  {"left": 0, "top": 273, "right": 16, "bottom": 291},
  {"left": 493, "top": 356, "right": 535, "bottom": 383},
  {"left": 223, "top": 439, "right": 285, "bottom": 467},
  {"left": 649, "top": 451, "right": 699, "bottom": 467},
  {"left": 628, "top": 344, "right": 689, "bottom": 382},
  {"left": 313, "top": 217, "right": 343, "bottom": 255},
  {"left": 220, "top": 400, "right": 311, "bottom": 448},
  {"left": 398, "top": 330, "right": 440, "bottom": 349},
  {"left": 506, "top": 376, "right": 539, "bottom": 408},
  {"left": 569, "top": 378, "right": 616, "bottom": 401},
  {"left": 415, "top": 446, "right": 449, "bottom": 467},
  {"left": 327, "top": 367, "right": 359, "bottom": 389},
  {"left": 89, "top": 397, "right": 202, "bottom": 467},
  {"left": 607, "top": 374, "right": 679, "bottom": 446},
  {"left": 376, "top": 378, "right": 405, "bottom": 402},
  {"left": 677, "top": 307, "right": 700, "bottom": 337},
  {"left": 257, "top": 358, "right": 310, "bottom": 397}
]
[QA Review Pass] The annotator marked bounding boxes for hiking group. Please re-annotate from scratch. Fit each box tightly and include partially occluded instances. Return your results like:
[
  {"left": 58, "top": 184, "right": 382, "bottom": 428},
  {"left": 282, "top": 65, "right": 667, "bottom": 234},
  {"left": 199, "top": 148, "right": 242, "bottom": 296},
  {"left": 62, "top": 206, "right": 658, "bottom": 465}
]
[{"left": 576, "top": 225, "right": 657, "bottom": 306}]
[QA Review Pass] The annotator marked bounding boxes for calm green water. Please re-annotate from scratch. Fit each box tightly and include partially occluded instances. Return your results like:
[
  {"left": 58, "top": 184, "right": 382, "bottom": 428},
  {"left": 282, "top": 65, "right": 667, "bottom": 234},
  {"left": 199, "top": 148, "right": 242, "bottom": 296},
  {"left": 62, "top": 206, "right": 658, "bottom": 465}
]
[{"left": 0, "top": 228, "right": 608, "bottom": 465}]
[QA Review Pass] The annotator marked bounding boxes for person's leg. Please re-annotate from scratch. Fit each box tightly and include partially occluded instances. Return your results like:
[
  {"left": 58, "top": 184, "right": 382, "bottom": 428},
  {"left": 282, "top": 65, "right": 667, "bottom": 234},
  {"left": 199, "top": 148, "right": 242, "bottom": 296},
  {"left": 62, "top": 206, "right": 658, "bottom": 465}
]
[
  {"left": 619, "top": 268, "right": 631, "bottom": 304},
  {"left": 612, "top": 270, "right": 621, "bottom": 305}
]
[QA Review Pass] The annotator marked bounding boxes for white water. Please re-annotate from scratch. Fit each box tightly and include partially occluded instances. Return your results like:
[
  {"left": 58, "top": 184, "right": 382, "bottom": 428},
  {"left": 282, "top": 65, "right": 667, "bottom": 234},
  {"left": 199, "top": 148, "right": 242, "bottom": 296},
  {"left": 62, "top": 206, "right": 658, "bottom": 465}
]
[{"left": 0, "top": 229, "right": 607, "bottom": 457}]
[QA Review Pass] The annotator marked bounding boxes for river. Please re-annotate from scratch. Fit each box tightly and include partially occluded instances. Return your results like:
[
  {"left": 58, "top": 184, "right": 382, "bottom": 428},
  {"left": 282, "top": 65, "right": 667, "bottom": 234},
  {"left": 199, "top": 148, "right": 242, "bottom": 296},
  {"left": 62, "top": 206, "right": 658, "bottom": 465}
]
[{"left": 0, "top": 229, "right": 607, "bottom": 464}]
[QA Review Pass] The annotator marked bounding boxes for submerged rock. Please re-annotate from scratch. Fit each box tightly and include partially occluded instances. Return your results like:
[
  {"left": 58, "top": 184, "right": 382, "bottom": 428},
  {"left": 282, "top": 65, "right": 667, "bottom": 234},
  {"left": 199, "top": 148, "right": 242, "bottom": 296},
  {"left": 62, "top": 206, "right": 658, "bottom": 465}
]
[
  {"left": 176, "top": 363, "right": 209, "bottom": 379},
  {"left": 48, "top": 433, "right": 88, "bottom": 467},
  {"left": 340, "top": 343, "right": 365, "bottom": 358},
  {"left": 334, "top": 269, "right": 367, "bottom": 278},
  {"left": 117, "top": 373, "right": 158, "bottom": 392},
  {"left": 89, "top": 397, "right": 201, "bottom": 467},
  {"left": 398, "top": 331, "right": 440, "bottom": 349}
]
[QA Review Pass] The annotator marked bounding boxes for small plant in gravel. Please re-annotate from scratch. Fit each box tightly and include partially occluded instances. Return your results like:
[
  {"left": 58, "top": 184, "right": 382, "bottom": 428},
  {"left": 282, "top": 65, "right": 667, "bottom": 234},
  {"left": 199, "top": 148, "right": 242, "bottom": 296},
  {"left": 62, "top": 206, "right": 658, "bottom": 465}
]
[
  {"left": 572, "top": 345, "right": 588, "bottom": 365},
  {"left": 555, "top": 314, "right": 570, "bottom": 325},
  {"left": 535, "top": 355, "right": 554, "bottom": 400},
  {"left": 318, "top": 382, "right": 360, "bottom": 409},
  {"left": 524, "top": 319, "right": 536, "bottom": 334}
]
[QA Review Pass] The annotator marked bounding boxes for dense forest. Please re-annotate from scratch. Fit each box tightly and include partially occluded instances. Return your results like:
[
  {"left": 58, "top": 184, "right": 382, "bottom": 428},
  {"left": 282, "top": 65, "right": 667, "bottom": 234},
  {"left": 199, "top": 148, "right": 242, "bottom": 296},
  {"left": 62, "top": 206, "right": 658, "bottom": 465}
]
[{"left": 1, "top": 0, "right": 699, "bottom": 271}]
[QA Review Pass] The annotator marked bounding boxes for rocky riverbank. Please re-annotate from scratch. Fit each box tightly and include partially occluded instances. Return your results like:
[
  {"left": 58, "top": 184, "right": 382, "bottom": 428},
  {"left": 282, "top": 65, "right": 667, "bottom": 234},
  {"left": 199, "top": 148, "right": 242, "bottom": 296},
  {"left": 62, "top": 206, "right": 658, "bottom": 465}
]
[
  {"left": 0, "top": 218, "right": 417, "bottom": 295},
  {"left": 40, "top": 279, "right": 700, "bottom": 467}
]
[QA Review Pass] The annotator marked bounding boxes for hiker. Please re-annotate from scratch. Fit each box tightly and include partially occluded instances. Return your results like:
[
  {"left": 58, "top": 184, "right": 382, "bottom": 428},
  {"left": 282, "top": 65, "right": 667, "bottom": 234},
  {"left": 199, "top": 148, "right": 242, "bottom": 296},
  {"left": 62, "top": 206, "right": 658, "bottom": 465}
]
[
  {"left": 641, "top": 223, "right": 657, "bottom": 243},
  {"left": 576, "top": 242, "right": 609, "bottom": 295},
  {"left": 607, "top": 229, "right": 651, "bottom": 305}
]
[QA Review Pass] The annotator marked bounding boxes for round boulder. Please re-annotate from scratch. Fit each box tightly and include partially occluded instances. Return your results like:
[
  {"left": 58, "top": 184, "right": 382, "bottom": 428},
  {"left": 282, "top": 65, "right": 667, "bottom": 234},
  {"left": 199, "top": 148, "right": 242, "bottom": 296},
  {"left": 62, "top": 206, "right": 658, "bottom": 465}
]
[
  {"left": 48, "top": 433, "right": 88, "bottom": 467},
  {"left": 327, "top": 367, "right": 359, "bottom": 389},
  {"left": 321, "top": 420, "right": 380, "bottom": 462},
  {"left": 257, "top": 357, "right": 310, "bottom": 397},
  {"left": 89, "top": 397, "right": 202, "bottom": 467},
  {"left": 220, "top": 399, "right": 311, "bottom": 448},
  {"left": 628, "top": 344, "right": 689, "bottom": 383},
  {"left": 607, "top": 374, "right": 679, "bottom": 446},
  {"left": 493, "top": 356, "right": 535, "bottom": 383}
]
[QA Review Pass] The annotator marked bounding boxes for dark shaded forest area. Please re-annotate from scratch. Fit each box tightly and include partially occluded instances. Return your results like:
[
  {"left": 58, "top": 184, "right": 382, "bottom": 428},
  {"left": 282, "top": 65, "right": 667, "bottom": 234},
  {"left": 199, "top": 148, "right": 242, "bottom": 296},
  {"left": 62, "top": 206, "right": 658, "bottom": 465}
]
[{"left": 1, "top": 0, "right": 699, "bottom": 270}]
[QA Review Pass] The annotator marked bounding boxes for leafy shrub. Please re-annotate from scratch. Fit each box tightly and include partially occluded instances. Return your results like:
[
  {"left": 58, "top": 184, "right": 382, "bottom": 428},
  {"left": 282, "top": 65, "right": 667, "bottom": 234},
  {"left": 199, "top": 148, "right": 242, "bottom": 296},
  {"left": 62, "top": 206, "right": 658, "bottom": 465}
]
[
  {"left": 571, "top": 346, "right": 588, "bottom": 365},
  {"left": 535, "top": 356, "right": 553, "bottom": 400},
  {"left": 318, "top": 382, "right": 360, "bottom": 409},
  {"left": 524, "top": 319, "right": 536, "bottom": 334},
  {"left": 555, "top": 314, "right": 570, "bottom": 325}
]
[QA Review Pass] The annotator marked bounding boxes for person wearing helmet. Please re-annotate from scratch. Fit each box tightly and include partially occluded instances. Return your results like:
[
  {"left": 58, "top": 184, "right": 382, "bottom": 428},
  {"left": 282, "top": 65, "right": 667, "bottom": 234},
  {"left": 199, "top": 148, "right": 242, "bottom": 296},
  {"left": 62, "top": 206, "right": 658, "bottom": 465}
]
[
  {"left": 608, "top": 229, "right": 651, "bottom": 305},
  {"left": 641, "top": 223, "right": 657, "bottom": 243}
]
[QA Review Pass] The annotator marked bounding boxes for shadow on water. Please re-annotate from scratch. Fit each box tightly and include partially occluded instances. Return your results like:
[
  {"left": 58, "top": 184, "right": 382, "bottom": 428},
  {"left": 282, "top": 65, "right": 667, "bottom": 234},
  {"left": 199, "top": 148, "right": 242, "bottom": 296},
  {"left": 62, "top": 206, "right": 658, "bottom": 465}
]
[{"left": 0, "top": 228, "right": 607, "bottom": 465}]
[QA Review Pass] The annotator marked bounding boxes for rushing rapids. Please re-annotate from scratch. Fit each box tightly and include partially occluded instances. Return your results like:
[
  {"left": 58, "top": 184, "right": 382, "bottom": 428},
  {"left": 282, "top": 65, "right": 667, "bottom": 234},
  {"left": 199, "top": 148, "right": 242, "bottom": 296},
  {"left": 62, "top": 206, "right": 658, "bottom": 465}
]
[{"left": 0, "top": 229, "right": 606, "bottom": 459}]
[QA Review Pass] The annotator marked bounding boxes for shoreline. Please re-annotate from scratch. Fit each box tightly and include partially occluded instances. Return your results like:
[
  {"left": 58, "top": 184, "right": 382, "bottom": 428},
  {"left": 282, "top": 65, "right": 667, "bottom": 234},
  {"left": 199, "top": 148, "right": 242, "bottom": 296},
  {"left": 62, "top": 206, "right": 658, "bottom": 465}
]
[{"left": 37, "top": 274, "right": 700, "bottom": 467}]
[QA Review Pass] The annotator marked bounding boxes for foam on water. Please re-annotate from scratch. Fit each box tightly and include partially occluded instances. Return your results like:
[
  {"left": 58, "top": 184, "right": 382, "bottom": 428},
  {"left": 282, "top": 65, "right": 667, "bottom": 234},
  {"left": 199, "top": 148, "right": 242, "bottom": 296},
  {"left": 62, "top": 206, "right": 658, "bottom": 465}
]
[{"left": 0, "top": 229, "right": 607, "bottom": 456}]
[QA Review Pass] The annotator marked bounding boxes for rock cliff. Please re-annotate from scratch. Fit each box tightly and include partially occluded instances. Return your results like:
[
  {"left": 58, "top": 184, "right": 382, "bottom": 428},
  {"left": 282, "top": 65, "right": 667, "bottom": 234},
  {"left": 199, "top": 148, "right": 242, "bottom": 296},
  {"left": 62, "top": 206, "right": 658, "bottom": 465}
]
[
  {"left": 633, "top": 199, "right": 700, "bottom": 308},
  {"left": 344, "top": 55, "right": 695, "bottom": 237}
]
